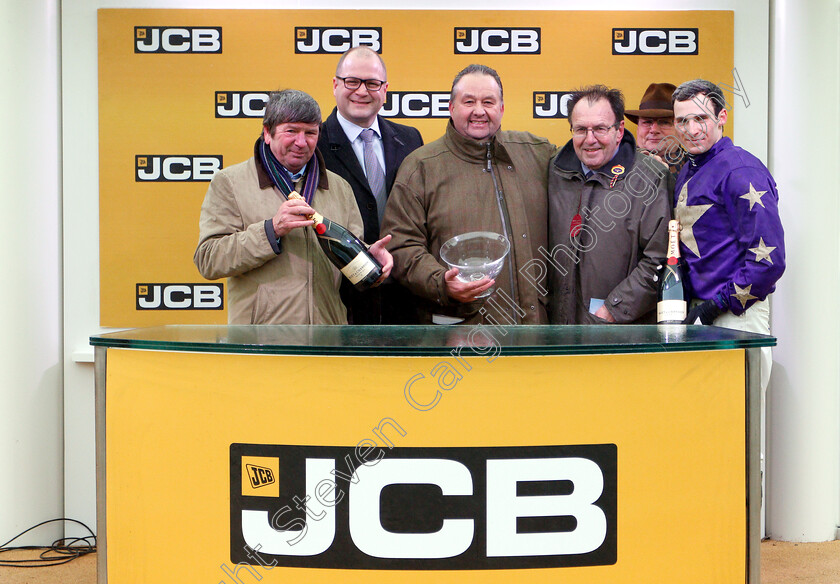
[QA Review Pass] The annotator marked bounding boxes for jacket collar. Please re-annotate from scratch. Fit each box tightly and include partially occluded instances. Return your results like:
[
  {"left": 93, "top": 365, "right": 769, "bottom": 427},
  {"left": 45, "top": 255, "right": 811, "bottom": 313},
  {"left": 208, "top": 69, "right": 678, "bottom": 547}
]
[
  {"left": 253, "top": 135, "right": 330, "bottom": 191},
  {"left": 442, "top": 120, "right": 514, "bottom": 166},
  {"left": 553, "top": 130, "right": 638, "bottom": 184},
  {"left": 686, "top": 136, "right": 731, "bottom": 170}
]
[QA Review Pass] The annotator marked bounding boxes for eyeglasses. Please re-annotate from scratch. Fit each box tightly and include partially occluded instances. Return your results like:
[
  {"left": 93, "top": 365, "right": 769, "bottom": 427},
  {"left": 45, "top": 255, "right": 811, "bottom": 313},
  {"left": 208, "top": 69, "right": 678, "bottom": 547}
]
[
  {"left": 336, "top": 76, "right": 386, "bottom": 91},
  {"left": 571, "top": 123, "right": 619, "bottom": 139},
  {"left": 638, "top": 118, "right": 674, "bottom": 129}
]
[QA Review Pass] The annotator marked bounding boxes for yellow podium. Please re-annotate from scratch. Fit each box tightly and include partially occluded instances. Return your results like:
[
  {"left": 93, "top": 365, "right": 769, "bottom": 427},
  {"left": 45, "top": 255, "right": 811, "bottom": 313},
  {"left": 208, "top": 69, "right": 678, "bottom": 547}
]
[{"left": 91, "top": 324, "right": 772, "bottom": 583}]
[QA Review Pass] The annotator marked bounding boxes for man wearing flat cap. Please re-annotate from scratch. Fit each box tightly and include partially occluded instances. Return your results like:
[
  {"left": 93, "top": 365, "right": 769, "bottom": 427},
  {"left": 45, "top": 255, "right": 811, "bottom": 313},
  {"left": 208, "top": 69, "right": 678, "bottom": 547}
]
[{"left": 625, "top": 82, "right": 685, "bottom": 179}]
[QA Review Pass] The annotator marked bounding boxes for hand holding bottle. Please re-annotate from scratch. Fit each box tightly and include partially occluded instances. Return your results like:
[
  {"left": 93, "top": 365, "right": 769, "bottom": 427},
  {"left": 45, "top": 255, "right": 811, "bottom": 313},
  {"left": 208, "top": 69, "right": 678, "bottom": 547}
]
[
  {"left": 367, "top": 234, "right": 393, "bottom": 285},
  {"left": 287, "top": 191, "right": 387, "bottom": 291},
  {"left": 272, "top": 199, "right": 315, "bottom": 237}
]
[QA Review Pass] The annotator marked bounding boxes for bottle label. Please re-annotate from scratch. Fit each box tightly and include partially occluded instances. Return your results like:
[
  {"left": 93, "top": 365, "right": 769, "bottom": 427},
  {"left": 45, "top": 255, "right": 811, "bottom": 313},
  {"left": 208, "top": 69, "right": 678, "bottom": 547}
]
[
  {"left": 657, "top": 299, "right": 687, "bottom": 323},
  {"left": 340, "top": 251, "right": 377, "bottom": 284}
]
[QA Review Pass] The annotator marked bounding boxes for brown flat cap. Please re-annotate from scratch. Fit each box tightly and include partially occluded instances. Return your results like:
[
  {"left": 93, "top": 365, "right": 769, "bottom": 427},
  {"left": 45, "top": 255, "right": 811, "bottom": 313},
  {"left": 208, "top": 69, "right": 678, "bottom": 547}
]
[{"left": 625, "top": 82, "right": 677, "bottom": 124}]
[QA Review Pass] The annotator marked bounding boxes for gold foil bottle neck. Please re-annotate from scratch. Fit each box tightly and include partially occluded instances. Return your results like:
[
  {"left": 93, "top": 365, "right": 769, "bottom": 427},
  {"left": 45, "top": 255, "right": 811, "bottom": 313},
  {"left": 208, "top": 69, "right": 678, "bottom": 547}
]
[{"left": 287, "top": 191, "right": 318, "bottom": 222}]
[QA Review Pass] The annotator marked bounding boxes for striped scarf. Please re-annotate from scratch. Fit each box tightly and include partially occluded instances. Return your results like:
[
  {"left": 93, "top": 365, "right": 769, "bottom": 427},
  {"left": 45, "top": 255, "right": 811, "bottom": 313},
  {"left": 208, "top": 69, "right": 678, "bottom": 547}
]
[{"left": 259, "top": 140, "right": 319, "bottom": 204}]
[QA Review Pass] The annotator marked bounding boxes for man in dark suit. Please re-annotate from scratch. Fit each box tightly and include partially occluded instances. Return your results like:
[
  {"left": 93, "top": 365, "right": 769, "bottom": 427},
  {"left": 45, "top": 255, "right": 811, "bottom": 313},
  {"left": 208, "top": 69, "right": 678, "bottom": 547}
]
[{"left": 319, "top": 47, "right": 424, "bottom": 323}]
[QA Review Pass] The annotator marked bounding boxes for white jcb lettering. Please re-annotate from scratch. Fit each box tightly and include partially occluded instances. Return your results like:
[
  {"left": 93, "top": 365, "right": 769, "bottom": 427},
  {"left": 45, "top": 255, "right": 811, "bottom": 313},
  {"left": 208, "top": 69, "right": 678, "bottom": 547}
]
[
  {"left": 192, "top": 28, "right": 221, "bottom": 52},
  {"left": 352, "top": 29, "right": 381, "bottom": 52},
  {"left": 379, "top": 93, "right": 451, "bottom": 118},
  {"left": 136, "top": 157, "right": 161, "bottom": 181},
  {"left": 511, "top": 29, "right": 540, "bottom": 52},
  {"left": 486, "top": 457, "right": 607, "bottom": 557},
  {"left": 160, "top": 28, "right": 190, "bottom": 52},
  {"left": 242, "top": 459, "right": 336, "bottom": 556},
  {"left": 137, "top": 286, "right": 161, "bottom": 309},
  {"left": 192, "top": 157, "right": 222, "bottom": 180},
  {"left": 456, "top": 28, "right": 540, "bottom": 53},
  {"left": 163, "top": 157, "right": 191, "bottom": 181},
  {"left": 614, "top": 29, "right": 697, "bottom": 55},
  {"left": 296, "top": 29, "right": 380, "bottom": 53},
  {"left": 137, "top": 284, "right": 223, "bottom": 309},
  {"left": 480, "top": 29, "right": 509, "bottom": 53},
  {"left": 349, "top": 459, "right": 474, "bottom": 559},
  {"left": 639, "top": 30, "right": 667, "bottom": 53},
  {"left": 163, "top": 285, "right": 191, "bottom": 308},
  {"left": 136, "top": 156, "right": 221, "bottom": 181},
  {"left": 534, "top": 93, "right": 573, "bottom": 118},
  {"left": 193, "top": 285, "right": 222, "bottom": 308},
  {"left": 238, "top": 453, "right": 611, "bottom": 561},
  {"left": 322, "top": 29, "right": 352, "bottom": 52}
]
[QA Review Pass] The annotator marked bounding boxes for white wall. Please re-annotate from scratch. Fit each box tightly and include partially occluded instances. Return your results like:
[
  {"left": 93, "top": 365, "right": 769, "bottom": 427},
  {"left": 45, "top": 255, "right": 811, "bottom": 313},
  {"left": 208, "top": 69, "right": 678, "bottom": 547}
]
[
  {"left": 767, "top": 0, "right": 840, "bottom": 542},
  {"left": 0, "top": 0, "right": 63, "bottom": 546},
  {"left": 60, "top": 0, "right": 830, "bottom": 544}
]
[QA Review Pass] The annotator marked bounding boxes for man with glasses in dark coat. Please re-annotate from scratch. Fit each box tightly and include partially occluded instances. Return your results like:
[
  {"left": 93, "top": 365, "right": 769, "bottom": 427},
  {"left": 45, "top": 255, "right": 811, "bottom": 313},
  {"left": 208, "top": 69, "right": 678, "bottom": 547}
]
[
  {"left": 319, "top": 47, "right": 424, "bottom": 324},
  {"left": 546, "top": 85, "right": 672, "bottom": 324}
]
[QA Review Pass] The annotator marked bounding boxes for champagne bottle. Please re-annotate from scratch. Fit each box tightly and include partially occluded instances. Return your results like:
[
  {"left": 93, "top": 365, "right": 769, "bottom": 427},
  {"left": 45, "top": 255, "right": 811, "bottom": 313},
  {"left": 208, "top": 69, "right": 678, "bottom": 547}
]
[
  {"left": 288, "top": 192, "right": 383, "bottom": 291},
  {"left": 657, "top": 219, "right": 687, "bottom": 323}
]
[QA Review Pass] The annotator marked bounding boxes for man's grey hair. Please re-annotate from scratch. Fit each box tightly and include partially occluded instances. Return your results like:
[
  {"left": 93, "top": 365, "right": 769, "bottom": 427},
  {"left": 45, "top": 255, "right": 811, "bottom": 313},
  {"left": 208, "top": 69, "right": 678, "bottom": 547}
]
[
  {"left": 566, "top": 85, "right": 625, "bottom": 128},
  {"left": 262, "top": 89, "right": 322, "bottom": 134},
  {"left": 672, "top": 79, "right": 727, "bottom": 116},
  {"left": 450, "top": 64, "right": 504, "bottom": 103}
]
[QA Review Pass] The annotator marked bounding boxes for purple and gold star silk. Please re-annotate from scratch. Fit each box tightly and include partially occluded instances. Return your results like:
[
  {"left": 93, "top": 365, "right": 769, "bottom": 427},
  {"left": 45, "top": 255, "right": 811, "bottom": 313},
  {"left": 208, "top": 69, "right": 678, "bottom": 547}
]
[{"left": 674, "top": 137, "right": 785, "bottom": 315}]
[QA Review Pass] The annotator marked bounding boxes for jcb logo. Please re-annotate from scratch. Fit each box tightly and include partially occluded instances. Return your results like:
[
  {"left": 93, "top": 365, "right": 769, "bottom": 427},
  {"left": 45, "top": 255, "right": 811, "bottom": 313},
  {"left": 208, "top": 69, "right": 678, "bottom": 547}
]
[
  {"left": 612, "top": 28, "right": 698, "bottom": 55},
  {"left": 135, "top": 155, "right": 222, "bottom": 182},
  {"left": 242, "top": 456, "right": 279, "bottom": 497},
  {"left": 379, "top": 92, "right": 451, "bottom": 118},
  {"left": 230, "top": 443, "right": 617, "bottom": 570},
  {"left": 295, "top": 27, "right": 381, "bottom": 53},
  {"left": 533, "top": 91, "right": 574, "bottom": 119},
  {"left": 136, "top": 284, "right": 223, "bottom": 310},
  {"left": 216, "top": 92, "right": 269, "bottom": 118},
  {"left": 134, "top": 26, "right": 222, "bottom": 53},
  {"left": 454, "top": 28, "right": 540, "bottom": 54},
  {"left": 247, "top": 465, "right": 275, "bottom": 489}
]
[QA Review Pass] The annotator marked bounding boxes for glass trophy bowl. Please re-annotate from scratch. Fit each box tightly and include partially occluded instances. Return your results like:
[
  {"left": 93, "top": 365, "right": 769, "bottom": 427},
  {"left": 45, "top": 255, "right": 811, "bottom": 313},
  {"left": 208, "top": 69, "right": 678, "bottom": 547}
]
[{"left": 439, "top": 231, "right": 511, "bottom": 299}]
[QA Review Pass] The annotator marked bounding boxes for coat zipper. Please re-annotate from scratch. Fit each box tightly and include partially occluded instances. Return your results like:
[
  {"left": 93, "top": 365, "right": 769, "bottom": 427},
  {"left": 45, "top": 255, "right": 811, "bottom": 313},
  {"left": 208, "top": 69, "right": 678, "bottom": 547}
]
[
  {"left": 305, "top": 225, "right": 314, "bottom": 323},
  {"left": 484, "top": 142, "right": 521, "bottom": 324}
]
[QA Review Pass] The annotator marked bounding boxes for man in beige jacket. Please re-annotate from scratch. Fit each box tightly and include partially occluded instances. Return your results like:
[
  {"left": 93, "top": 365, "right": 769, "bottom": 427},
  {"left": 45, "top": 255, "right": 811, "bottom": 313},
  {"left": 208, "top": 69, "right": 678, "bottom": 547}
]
[
  {"left": 194, "top": 89, "right": 392, "bottom": 324},
  {"left": 382, "top": 64, "right": 556, "bottom": 325}
]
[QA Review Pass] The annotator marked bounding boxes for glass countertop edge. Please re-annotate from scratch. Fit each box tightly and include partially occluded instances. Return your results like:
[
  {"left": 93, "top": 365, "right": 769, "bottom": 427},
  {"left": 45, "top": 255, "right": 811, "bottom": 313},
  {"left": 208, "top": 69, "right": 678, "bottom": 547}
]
[{"left": 89, "top": 325, "right": 776, "bottom": 356}]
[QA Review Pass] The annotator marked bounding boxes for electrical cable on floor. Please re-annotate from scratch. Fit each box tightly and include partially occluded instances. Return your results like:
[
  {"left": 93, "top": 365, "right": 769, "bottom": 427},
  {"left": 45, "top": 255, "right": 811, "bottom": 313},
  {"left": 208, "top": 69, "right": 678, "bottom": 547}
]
[{"left": 0, "top": 518, "right": 96, "bottom": 568}]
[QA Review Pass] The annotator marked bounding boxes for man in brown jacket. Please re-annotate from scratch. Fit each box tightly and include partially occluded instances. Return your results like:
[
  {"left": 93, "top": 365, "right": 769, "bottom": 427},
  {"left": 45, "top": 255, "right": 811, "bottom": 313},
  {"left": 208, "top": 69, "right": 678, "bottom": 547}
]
[
  {"left": 194, "top": 89, "right": 392, "bottom": 324},
  {"left": 382, "top": 64, "right": 556, "bottom": 325},
  {"left": 546, "top": 85, "right": 671, "bottom": 324}
]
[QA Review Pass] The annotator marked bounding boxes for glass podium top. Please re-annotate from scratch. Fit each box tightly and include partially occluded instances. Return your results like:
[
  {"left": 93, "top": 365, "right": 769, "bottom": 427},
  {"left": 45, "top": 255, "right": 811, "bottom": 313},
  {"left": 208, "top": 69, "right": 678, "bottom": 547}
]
[{"left": 90, "top": 325, "right": 775, "bottom": 357}]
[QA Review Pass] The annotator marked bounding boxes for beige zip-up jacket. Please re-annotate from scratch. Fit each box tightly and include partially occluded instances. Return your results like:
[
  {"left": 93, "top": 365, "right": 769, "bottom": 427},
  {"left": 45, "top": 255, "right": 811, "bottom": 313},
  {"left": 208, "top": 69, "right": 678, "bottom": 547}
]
[{"left": 194, "top": 142, "right": 363, "bottom": 324}]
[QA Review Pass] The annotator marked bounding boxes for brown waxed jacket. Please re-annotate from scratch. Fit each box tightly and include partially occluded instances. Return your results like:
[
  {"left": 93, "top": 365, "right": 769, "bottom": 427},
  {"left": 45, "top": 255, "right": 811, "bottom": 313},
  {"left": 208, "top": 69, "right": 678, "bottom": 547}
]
[
  {"left": 382, "top": 122, "right": 557, "bottom": 325},
  {"left": 547, "top": 132, "right": 672, "bottom": 324},
  {"left": 194, "top": 141, "right": 363, "bottom": 324}
]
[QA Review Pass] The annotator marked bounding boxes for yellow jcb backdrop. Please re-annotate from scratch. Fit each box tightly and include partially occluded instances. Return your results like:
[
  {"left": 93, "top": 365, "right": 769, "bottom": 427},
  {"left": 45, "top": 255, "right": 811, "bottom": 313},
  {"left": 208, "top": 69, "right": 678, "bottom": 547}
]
[{"left": 99, "top": 9, "right": 734, "bottom": 326}]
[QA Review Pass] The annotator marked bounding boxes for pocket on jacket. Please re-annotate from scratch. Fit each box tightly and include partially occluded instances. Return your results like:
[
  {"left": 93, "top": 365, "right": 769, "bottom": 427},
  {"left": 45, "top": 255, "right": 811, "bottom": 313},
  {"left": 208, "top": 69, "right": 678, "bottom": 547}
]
[{"left": 250, "top": 281, "right": 301, "bottom": 324}]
